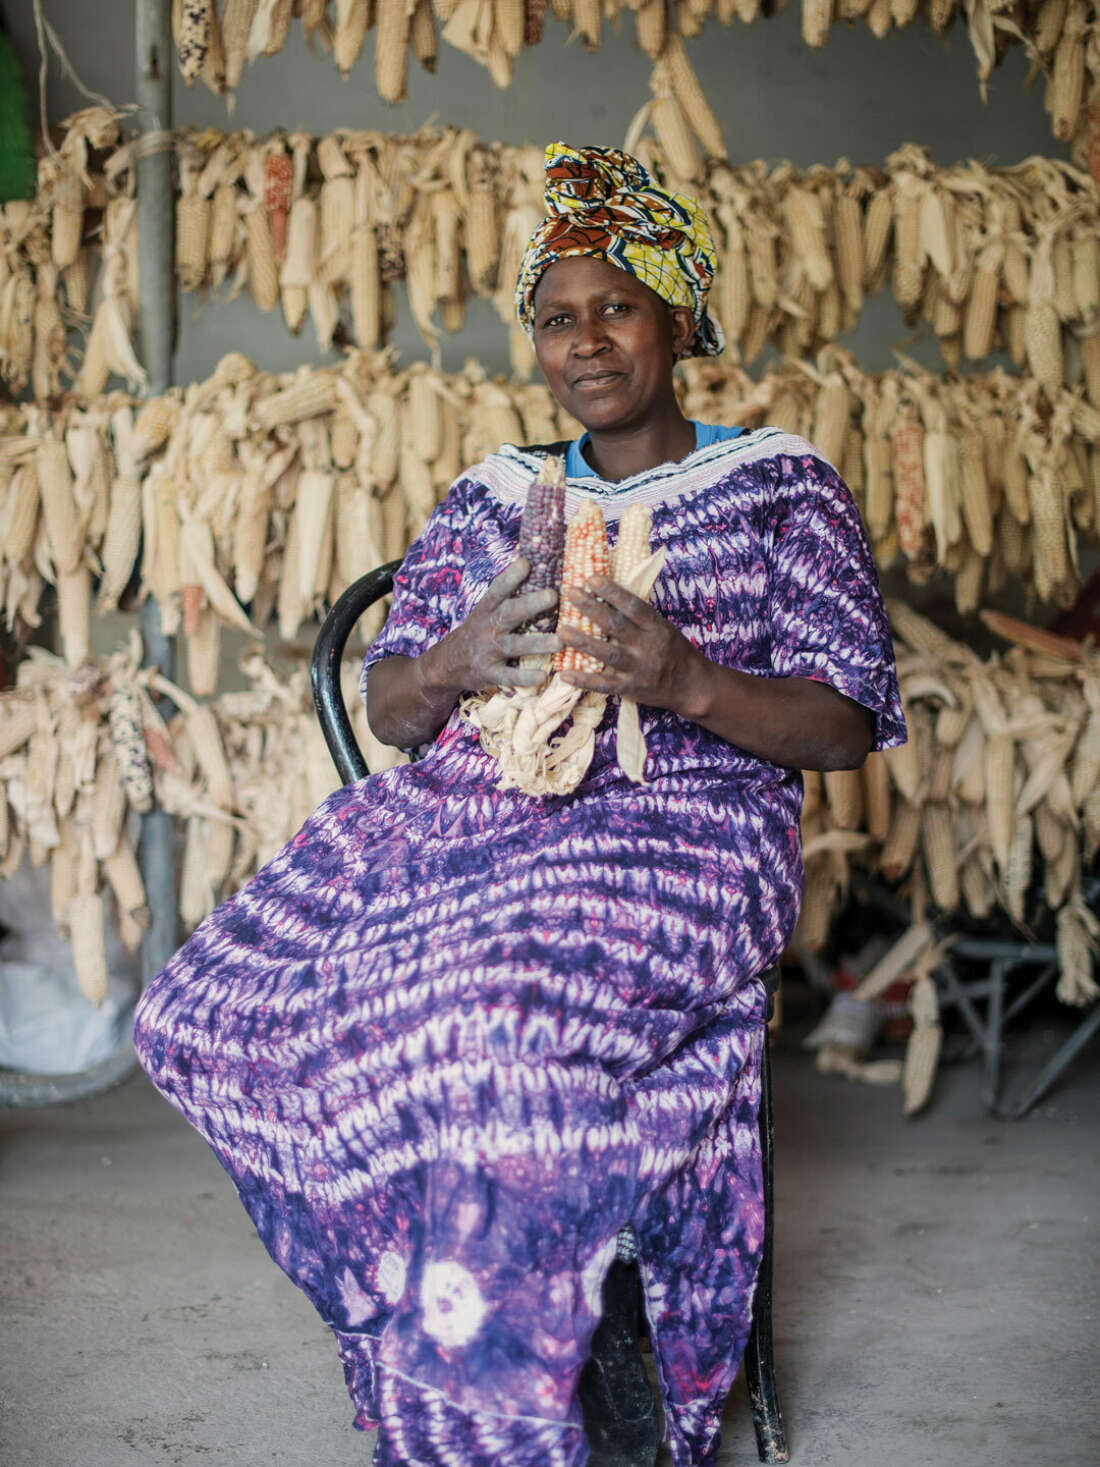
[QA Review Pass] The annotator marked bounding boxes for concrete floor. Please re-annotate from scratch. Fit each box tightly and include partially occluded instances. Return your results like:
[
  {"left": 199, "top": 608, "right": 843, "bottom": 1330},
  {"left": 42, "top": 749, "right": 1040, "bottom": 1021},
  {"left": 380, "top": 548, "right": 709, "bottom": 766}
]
[{"left": 1, "top": 1015, "right": 1097, "bottom": 1467}]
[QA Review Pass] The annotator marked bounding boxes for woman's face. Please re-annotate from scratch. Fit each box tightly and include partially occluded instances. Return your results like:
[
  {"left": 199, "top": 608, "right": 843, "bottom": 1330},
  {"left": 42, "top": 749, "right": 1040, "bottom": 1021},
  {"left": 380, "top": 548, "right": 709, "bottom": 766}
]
[{"left": 531, "top": 255, "right": 695, "bottom": 433}]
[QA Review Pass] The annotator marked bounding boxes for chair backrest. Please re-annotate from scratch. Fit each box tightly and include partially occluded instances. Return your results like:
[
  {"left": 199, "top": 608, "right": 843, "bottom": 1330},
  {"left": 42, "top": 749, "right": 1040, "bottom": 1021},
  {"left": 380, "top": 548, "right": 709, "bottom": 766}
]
[{"left": 310, "top": 560, "right": 401, "bottom": 786}]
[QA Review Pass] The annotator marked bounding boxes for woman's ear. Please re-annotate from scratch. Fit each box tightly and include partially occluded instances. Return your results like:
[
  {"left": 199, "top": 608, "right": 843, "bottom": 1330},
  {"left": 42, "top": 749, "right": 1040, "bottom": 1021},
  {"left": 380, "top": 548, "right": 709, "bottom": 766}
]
[{"left": 669, "top": 305, "right": 695, "bottom": 360}]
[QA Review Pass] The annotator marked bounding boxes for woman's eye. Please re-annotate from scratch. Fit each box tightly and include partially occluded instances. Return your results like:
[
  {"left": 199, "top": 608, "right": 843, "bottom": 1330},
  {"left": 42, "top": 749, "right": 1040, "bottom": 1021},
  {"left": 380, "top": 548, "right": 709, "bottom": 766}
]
[{"left": 603, "top": 302, "right": 630, "bottom": 316}]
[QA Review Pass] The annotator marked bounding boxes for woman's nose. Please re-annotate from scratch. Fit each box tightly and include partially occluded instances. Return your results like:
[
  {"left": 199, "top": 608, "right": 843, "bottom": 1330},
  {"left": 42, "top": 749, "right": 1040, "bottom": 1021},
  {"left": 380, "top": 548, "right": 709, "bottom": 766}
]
[{"left": 572, "top": 312, "right": 610, "bottom": 355}]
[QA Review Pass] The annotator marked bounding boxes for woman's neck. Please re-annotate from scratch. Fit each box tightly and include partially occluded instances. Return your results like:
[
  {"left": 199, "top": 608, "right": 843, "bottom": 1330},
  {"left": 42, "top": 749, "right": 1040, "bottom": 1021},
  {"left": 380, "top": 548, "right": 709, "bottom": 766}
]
[{"left": 580, "top": 404, "right": 696, "bottom": 483}]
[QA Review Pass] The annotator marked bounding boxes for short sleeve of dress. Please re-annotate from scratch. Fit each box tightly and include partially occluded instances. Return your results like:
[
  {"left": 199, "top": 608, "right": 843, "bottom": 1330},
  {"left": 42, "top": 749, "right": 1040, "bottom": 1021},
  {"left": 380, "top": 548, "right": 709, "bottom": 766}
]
[
  {"left": 764, "top": 446, "right": 906, "bottom": 753},
  {"left": 358, "top": 477, "right": 472, "bottom": 754}
]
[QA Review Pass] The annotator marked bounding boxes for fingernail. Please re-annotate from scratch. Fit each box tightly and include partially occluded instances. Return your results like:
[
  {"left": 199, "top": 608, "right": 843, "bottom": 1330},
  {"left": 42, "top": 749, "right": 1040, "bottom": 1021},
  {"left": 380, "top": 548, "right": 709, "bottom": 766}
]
[{"left": 588, "top": 575, "right": 606, "bottom": 591}]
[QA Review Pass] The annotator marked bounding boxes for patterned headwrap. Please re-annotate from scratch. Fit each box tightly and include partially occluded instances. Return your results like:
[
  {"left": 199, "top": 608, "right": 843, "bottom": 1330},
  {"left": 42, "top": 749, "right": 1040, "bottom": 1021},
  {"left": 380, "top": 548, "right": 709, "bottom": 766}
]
[{"left": 514, "top": 142, "right": 724, "bottom": 358}]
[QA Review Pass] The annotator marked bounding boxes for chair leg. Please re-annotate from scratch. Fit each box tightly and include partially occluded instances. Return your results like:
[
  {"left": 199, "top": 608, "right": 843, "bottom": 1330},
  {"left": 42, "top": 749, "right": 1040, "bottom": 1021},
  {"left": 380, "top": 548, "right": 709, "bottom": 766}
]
[
  {"left": 743, "top": 1028, "right": 789, "bottom": 1463},
  {"left": 578, "top": 1256, "right": 660, "bottom": 1467}
]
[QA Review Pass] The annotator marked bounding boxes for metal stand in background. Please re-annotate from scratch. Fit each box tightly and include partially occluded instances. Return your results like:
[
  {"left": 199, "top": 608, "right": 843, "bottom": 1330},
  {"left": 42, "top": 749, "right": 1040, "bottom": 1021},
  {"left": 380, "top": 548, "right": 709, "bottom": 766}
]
[
  {"left": 935, "top": 938, "right": 1060, "bottom": 1115},
  {"left": 0, "top": 0, "right": 175, "bottom": 1109},
  {"left": 852, "top": 874, "right": 1099, "bottom": 1119}
]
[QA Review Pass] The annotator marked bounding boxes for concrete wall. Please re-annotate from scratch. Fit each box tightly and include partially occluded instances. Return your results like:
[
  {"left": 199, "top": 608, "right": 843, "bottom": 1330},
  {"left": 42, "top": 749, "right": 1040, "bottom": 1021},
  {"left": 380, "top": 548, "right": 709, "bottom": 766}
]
[{"left": 5, "top": 0, "right": 1064, "bottom": 385}]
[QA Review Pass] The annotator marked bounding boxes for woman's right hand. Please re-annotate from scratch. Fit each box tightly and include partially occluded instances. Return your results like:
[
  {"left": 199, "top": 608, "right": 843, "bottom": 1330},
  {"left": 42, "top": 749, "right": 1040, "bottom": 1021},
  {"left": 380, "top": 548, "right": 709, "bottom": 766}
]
[
  {"left": 435, "top": 557, "right": 562, "bottom": 693},
  {"left": 367, "top": 559, "right": 561, "bottom": 752}
]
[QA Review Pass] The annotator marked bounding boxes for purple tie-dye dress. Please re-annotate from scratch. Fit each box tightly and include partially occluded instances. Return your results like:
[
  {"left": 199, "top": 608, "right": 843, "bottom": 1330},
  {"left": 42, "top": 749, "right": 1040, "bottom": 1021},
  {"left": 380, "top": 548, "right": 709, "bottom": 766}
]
[{"left": 133, "top": 427, "right": 905, "bottom": 1467}]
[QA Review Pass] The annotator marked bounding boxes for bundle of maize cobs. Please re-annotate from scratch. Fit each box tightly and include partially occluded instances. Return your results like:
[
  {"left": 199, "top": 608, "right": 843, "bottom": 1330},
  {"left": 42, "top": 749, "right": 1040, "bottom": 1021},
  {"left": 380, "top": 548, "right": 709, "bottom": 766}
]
[
  {"left": 0, "top": 635, "right": 160, "bottom": 1006},
  {"left": 0, "top": 106, "right": 143, "bottom": 401},
  {"left": 798, "top": 601, "right": 1100, "bottom": 1017},
  {"left": 8, "top": 112, "right": 1100, "bottom": 393},
  {"left": 0, "top": 637, "right": 401, "bottom": 990},
  {"left": 169, "top": 0, "right": 1100, "bottom": 162},
  {"left": 460, "top": 458, "right": 667, "bottom": 794},
  {"left": 4, "top": 346, "right": 1100, "bottom": 694}
]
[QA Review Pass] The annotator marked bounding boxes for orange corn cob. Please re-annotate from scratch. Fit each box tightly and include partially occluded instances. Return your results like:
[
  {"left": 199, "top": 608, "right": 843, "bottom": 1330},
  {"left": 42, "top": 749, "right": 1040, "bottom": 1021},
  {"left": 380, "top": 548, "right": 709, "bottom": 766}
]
[
  {"left": 265, "top": 150, "right": 294, "bottom": 261},
  {"left": 552, "top": 501, "right": 610, "bottom": 674},
  {"left": 891, "top": 416, "right": 926, "bottom": 560}
]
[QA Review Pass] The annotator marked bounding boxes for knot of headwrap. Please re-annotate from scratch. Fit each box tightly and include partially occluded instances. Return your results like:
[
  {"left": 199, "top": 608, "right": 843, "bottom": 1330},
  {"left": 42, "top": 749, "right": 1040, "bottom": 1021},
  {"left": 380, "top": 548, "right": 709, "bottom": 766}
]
[{"left": 514, "top": 142, "right": 724, "bottom": 358}]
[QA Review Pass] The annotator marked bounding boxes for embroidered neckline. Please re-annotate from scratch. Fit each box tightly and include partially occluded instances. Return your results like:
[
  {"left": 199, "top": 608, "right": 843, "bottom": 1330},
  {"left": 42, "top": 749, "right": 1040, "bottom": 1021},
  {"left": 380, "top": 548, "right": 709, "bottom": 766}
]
[{"left": 469, "top": 427, "right": 823, "bottom": 519}]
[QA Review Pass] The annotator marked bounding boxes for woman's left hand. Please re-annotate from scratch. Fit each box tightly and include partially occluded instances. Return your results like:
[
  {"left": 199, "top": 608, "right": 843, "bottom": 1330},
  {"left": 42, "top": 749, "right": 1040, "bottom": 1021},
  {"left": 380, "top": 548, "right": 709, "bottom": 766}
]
[{"left": 557, "top": 575, "right": 709, "bottom": 714}]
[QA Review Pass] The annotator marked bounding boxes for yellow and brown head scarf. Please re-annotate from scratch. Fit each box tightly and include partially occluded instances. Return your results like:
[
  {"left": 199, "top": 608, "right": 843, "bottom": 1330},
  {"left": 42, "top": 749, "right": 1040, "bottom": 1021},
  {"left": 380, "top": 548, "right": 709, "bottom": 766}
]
[{"left": 514, "top": 142, "right": 724, "bottom": 358}]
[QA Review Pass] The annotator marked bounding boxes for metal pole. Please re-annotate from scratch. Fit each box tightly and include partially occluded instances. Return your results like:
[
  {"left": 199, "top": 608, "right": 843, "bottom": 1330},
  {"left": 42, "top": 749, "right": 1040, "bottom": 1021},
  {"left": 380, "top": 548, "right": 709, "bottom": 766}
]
[
  {"left": 0, "top": 0, "right": 177, "bottom": 1109},
  {"left": 135, "top": 0, "right": 178, "bottom": 990}
]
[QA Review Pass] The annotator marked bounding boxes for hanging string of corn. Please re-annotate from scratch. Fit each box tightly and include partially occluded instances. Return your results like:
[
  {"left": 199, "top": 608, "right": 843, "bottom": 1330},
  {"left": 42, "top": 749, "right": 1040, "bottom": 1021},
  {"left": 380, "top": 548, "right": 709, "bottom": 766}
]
[
  {"left": 5, "top": 604, "right": 1099, "bottom": 1013},
  {"left": 7, "top": 114, "right": 1100, "bottom": 394},
  {"left": 168, "top": 0, "right": 1100, "bottom": 166},
  {"left": 4, "top": 345, "right": 1100, "bottom": 691},
  {"left": 678, "top": 343, "right": 1100, "bottom": 612}
]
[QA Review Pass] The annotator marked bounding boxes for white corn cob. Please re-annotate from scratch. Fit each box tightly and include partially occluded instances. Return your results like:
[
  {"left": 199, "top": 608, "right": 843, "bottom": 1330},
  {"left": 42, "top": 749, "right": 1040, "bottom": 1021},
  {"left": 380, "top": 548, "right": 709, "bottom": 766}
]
[
  {"left": 1055, "top": 895, "right": 1100, "bottom": 1005},
  {"left": 70, "top": 892, "right": 110, "bottom": 1006},
  {"left": 376, "top": 0, "right": 411, "bottom": 103},
  {"left": 902, "top": 975, "right": 941, "bottom": 1116},
  {"left": 784, "top": 186, "right": 834, "bottom": 293}
]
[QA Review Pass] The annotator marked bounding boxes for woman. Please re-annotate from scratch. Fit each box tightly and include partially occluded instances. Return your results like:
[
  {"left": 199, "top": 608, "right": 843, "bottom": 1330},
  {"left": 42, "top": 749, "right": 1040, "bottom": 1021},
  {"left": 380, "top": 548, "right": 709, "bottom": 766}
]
[{"left": 134, "top": 144, "right": 905, "bottom": 1467}]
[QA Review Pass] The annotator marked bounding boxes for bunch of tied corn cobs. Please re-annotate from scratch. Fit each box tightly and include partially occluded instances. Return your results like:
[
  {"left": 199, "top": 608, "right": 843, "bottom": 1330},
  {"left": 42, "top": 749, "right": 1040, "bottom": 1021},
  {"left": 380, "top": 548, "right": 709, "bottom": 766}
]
[
  {"left": 7, "top": 112, "right": 1100, "bottom": 393},
  {"left": 0, "top": 638, "right": 395, "bottom": 999},
  {"left": 460, "top": 457, "right": 667, "bottom": 794},
  {"left": 170, "top": 0, "right": 1100, "bottom": 166},
  {"left": 798, "top": 601, "right": 1100, "bottom": 1017},
  {"left": 797, "top": 600, "right": 1100, "bottom": 1115},
  {"left": 3, "top": 347, "right": 1100, "bottom": 707}
]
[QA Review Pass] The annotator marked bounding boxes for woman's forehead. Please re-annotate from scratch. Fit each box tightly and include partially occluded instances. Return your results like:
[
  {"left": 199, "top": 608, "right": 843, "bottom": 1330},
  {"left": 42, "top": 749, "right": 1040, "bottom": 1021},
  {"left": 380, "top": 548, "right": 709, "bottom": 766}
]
[{"left": 533, "top": 255, "right": 660, "bottom": 309}]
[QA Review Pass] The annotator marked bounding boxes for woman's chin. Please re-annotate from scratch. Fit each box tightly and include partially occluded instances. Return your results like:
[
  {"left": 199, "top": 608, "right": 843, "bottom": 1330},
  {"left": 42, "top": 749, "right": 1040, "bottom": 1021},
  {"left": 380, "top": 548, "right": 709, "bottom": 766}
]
[{"left": 566, "top": 394, "right": 634, "bottom": 434}]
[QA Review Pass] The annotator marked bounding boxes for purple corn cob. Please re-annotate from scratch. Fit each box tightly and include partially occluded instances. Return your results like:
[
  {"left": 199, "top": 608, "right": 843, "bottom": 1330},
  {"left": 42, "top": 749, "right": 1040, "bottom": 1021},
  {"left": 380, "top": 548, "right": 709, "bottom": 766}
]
[{"left": 517, "top": 454, "right": 566, "bottom": 632}]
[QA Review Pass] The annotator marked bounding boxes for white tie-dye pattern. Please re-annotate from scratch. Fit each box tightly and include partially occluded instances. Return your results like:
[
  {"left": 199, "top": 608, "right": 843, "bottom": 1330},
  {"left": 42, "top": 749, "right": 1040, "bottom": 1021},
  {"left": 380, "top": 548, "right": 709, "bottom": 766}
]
[{"left": 420, "top": 1261, "right": 490, "bottom": 1349}]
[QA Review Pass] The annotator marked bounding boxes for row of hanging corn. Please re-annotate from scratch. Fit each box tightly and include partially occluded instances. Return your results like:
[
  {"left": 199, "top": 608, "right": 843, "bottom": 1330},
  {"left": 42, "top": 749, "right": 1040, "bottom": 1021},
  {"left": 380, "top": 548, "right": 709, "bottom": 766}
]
[
  {"left": 0, "top": 341, "right": 1097, "bottom": 657},
  {"left": 171, "top": 0, "right": 1100, "bottom": 168},
  {"left": 6, "top": 110, "right": 1100, "bottom": 395},
  {"left": 3, "top": 346, "right": 1099, "bottom": 691},
  {"left": 797, "top": 599, "right": 1100, "bottom": 1016},
  {"left": 4, "top": 603, "right": 1098, "bottom": 1010}
]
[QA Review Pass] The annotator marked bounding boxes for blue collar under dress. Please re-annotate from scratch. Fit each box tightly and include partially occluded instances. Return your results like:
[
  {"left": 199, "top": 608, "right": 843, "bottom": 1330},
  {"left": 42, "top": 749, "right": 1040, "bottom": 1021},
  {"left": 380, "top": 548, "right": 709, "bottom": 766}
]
[{"left": 565, "top": 420, "right": 745, "bottom": 481}]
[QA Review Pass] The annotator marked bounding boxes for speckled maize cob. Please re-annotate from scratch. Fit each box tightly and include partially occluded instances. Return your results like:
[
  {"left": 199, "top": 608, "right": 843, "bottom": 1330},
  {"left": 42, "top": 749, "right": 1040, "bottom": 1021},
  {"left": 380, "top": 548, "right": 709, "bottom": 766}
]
[
  {"left": 516, "top": 455, "right": 566, "bottom": 633},
  {"left": 108, "top": 682, "right": 155, "bottom": 814},
  {"left": 177, "top": 0, "right": 213, "bottom": 84},
  {"left": 552, "top": 500, "right": 611, "bottom": 674}
]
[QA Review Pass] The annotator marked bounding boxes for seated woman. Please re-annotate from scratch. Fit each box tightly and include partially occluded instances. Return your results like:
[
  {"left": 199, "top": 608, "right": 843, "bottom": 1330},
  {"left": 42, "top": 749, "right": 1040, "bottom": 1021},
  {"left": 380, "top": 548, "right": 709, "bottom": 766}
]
[{"left": 134, "top": 143, "right": 906, "bottom": 1467}]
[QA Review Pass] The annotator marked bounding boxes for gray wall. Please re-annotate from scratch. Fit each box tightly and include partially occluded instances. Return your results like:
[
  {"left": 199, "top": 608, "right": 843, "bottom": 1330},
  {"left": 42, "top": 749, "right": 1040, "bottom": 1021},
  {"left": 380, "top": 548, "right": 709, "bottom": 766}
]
[{"left": 5, "top": 0, "right": 1063, "bottom": 384}]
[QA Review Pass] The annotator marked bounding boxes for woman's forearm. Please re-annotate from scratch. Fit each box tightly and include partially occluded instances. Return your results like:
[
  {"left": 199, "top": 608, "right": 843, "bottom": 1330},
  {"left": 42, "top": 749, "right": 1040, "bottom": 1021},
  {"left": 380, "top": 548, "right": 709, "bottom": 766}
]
[
  {"left": 675, "top": 656, "right": 875, "bottom": 771},
  {"left": 366, "top": 636, "right": 466, "bottom": 751}
]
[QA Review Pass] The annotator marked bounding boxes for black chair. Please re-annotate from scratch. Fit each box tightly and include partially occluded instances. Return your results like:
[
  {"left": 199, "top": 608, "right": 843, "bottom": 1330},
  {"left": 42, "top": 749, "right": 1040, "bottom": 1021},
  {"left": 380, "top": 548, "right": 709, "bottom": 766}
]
[{"left": 312, "top": 565, "right": 789, "bottom": 1466}]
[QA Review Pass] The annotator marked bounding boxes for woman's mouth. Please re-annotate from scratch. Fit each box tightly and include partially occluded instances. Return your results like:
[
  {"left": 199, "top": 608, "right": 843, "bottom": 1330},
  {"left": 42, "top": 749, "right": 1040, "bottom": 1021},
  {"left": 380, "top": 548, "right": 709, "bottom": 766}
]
[{"left": 572, "top": 371, "right": 624, "bottom": 393}]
